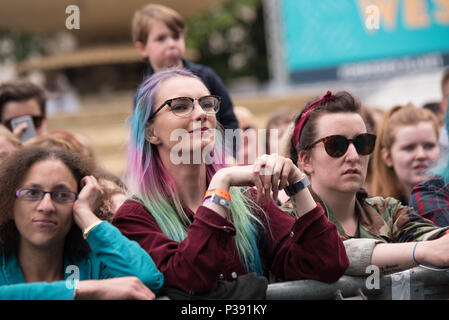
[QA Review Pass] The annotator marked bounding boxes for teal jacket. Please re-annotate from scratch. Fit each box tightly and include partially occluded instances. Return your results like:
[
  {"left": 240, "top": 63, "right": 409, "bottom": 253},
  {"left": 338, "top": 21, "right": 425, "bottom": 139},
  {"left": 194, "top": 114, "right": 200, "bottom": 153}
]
[{"left": 0, "top": 221, "right": 164, "bottom": 300}]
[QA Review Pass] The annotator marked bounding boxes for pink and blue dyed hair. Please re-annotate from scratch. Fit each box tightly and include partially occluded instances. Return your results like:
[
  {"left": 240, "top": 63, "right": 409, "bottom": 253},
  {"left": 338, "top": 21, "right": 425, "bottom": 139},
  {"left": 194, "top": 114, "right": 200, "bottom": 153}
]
[{"left": 126, "top": 68, "right": 265, "bottom": 275}]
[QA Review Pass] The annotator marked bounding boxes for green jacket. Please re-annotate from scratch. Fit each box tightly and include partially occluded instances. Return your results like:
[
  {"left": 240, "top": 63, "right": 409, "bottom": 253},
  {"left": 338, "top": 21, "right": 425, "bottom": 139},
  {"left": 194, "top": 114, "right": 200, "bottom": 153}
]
[
  {"left": 0, "top": 221, "right": 164, "bottom": 300},
  {"left": 283, "top": 190, "right": 448, "bottom": 275}
]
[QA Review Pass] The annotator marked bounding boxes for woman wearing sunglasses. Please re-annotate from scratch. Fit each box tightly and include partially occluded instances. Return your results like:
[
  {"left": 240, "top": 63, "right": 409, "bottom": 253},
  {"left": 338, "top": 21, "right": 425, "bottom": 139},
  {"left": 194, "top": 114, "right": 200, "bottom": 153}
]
[
  {"left": 0, "top": 147, "right": 163, "bottom": 299},
  {"left": 371, "top": 105, "right": 440, "bottom": 205},
  {"left": 112, "top": 68, "right": 349, "bottom": 295},
  {"left": 286, "top": 91, "right": 449, "bottom": 276}
]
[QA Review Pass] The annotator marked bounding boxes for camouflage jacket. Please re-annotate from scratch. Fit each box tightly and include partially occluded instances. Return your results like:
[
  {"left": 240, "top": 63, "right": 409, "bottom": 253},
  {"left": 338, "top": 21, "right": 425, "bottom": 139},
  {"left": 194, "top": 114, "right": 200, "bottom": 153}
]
[{"left": 282, "top": 189, "right": 448, "bottom": 275}]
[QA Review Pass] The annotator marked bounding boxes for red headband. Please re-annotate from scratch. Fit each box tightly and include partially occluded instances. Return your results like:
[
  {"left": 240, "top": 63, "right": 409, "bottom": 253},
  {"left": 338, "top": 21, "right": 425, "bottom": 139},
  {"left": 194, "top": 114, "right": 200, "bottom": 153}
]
[{"left": 292, "top": 90, "right": 335, "bottom": 150}]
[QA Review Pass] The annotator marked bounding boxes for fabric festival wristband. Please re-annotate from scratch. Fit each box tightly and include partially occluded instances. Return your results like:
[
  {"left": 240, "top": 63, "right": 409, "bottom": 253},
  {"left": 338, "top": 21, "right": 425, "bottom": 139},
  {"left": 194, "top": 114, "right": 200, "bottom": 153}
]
[
  {"left": 412, "top": 241, "right": 420, "bottom": 265},
  {"left": 204, "top": 188, "right": 231, "bottom": 201},
  {"left": 203, "top": 193, "right": 232, "bottom": 210}
]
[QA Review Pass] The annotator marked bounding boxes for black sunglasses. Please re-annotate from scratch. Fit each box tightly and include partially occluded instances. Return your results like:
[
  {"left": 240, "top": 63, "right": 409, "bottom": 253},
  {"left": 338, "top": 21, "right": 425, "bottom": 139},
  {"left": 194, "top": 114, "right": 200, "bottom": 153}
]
[
  {"left": 2, "top": 115, "right": 44, "bottom": 132},
  {"left": 147, "top": 95, "right": 221, "bottom": 122},
  {"left": 304, "top": 133, "right": 376, "bottom": 158}
]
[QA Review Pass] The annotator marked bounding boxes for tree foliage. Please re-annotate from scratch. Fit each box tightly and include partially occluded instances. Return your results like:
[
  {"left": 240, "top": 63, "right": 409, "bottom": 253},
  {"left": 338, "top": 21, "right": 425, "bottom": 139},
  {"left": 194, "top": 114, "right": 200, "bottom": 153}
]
[
  {"left": 0, "top": 31, "right": 46, "bottom": 64},
  {"left": 185, "top": 0, "right": 268, "bottom": 85}
]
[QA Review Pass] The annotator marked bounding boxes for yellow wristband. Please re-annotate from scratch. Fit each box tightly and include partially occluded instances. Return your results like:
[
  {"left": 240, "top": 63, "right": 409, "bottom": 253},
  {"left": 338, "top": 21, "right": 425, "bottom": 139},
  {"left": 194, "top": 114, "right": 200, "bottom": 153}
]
[{"left": 83, "top": 220, "right": 103, "bottom": 240}]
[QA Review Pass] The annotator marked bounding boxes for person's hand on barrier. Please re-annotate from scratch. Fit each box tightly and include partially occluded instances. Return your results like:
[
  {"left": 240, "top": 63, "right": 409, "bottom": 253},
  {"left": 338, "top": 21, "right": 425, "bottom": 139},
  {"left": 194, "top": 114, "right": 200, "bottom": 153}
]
[
  {"left": 415, "top": 232, "right": 449, "bottom": 268},
  {"left": 74, "top": 277, "right": 156, "bottom": 300}
]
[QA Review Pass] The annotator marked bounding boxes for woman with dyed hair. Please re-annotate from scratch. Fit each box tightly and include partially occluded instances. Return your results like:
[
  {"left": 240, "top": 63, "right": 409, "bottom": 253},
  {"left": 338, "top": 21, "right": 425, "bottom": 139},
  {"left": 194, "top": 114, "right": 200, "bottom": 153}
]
[
  {"left": 286, "top": 91, "right": 449, "bottom": 276},
  {"left": 371, "top": 104, "right": 440, "bottom": 205},
  {"left": 113, "top": 68, "right": 349, "bottom": 294},
  {"left": 0, "top": 147, "right": 163, "bottom": 299}
]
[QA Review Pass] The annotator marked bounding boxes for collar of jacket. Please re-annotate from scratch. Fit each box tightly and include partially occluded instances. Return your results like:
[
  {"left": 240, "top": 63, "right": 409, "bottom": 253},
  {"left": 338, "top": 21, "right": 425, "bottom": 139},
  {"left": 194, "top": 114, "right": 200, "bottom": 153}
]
[{"left": 308, "top": 188, "right": 387, "bottom": 241}]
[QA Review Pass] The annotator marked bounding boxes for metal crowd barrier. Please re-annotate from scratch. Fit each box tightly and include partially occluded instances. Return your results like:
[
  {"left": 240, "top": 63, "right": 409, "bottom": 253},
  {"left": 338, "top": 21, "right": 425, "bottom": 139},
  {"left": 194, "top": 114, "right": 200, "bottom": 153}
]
[
  {"left": 156, "top": 267, "right": 449, "bottom": 300},
  {"left": 266, "top": 266, "right": 449, "bottom": 300}
]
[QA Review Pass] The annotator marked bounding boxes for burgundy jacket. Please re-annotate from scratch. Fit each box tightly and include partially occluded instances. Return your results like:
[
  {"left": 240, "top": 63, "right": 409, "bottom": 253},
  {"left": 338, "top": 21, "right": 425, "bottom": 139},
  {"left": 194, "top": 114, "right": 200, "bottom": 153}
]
[{"left": 113, "top": 195, "right": 349, "bottom": 294}]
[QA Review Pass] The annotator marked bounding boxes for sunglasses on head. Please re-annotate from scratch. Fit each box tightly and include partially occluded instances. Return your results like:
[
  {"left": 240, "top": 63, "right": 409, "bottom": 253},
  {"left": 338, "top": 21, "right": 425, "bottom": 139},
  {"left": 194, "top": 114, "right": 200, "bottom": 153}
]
[
  {"left": 304, "top": 133, "right": 376, "bottom": 158},
  {"left": 2, "top": 115, "right": 44, "bottom": 132}
]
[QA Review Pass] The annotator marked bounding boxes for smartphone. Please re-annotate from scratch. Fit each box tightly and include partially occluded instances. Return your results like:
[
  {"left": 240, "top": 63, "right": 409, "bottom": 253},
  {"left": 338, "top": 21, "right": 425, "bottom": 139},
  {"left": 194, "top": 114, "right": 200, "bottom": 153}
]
[{"left": 10, "top": 115, "right": 37, "bottom": 142}]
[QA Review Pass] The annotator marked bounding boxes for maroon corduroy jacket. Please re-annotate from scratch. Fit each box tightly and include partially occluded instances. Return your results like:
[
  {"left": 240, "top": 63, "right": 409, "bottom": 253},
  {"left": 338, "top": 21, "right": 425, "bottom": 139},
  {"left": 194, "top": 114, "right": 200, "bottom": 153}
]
[{"left": 113, "top": 195, "right": 349, "bottom": 294}]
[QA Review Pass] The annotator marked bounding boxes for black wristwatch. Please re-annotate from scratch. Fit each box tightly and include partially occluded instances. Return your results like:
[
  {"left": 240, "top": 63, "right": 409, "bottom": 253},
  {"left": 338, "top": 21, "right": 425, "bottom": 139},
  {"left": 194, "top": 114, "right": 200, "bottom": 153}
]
[{"left": 284, "top": 175, "right": 310, "bottom": 197}]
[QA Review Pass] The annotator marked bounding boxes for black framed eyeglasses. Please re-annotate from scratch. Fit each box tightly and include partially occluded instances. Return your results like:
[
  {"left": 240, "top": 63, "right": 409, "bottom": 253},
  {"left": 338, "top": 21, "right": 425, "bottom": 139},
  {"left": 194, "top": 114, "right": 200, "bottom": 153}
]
[
  {"left": 2, "top": 115, "right": 44, "bottom": 131},
  {"left": 16, "top": 188, "right": 78, "bottom": 204},
  {"left": 147, "top": 95, "right": 221, "bottom": 122},
  {"left": 304, "top": 133, "right": 376, "bottom": 158}
]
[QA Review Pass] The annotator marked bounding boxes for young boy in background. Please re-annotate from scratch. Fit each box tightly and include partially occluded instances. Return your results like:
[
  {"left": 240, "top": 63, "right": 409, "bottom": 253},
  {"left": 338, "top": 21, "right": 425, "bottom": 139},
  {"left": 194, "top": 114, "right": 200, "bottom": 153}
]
[{"left": 131, "top": 3, "right": 239, "bottom": 138}]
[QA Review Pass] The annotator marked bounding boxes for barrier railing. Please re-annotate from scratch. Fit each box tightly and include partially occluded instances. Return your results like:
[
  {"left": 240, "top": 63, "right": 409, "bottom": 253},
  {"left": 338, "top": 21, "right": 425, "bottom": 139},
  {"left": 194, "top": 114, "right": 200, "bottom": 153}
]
[{"left": 266, "top": 266, "right": 449, "bottom": 300}]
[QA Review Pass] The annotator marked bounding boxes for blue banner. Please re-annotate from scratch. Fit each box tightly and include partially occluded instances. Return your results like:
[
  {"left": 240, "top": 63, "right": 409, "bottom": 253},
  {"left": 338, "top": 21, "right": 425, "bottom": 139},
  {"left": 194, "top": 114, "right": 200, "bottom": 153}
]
[{"left": 282, "top": 0, "right": 449, "bottom": 73}]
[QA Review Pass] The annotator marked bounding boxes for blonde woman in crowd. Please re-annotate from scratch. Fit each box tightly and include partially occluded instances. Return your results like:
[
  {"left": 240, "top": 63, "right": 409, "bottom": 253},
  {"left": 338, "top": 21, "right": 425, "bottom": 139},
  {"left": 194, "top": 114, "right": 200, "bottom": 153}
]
[{"left": 371, "top": 105, "right": 440, "bottom": 205}]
